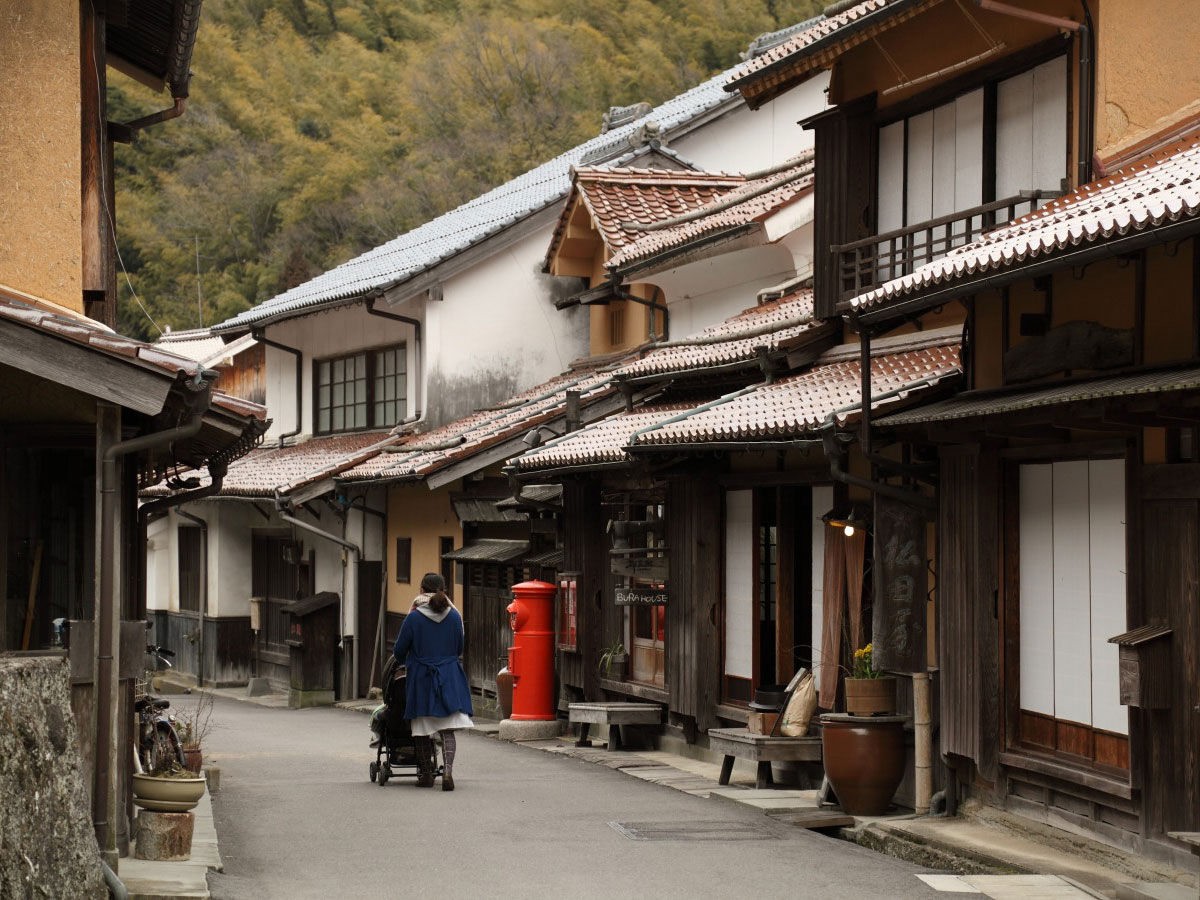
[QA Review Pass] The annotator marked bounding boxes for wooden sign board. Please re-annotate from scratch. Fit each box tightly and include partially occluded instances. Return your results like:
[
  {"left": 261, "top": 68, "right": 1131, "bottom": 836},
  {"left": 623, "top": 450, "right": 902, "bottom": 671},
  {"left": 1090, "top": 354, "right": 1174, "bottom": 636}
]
[
  {"left": 614, "top": 587, "right": 669, "bottom": 606},
  {"left": 871, "top": 494, "right": 927, "bottom": 672},
  {"left": 610, "top": 556, "right": 668, "bottom": 580}
]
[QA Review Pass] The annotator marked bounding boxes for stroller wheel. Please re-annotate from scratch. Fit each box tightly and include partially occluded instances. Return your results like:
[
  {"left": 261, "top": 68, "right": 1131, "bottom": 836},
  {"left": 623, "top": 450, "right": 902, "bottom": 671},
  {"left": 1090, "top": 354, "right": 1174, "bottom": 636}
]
[
  {"left": 369, "top": 762, "right": 378, "bottom": 783},
  {"left": 378, "top": 765, "right": 390, "bottom": 786}
]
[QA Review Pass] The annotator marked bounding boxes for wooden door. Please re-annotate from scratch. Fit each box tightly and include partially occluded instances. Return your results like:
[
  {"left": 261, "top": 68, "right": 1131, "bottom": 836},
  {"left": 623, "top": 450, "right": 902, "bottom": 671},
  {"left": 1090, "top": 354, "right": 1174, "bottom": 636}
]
[
  {"left": 357, "top": 561, "right": 383, "bottom": 697},
  {"left": 1140, "top": 494, "right": 1200, "bottom": 837}
]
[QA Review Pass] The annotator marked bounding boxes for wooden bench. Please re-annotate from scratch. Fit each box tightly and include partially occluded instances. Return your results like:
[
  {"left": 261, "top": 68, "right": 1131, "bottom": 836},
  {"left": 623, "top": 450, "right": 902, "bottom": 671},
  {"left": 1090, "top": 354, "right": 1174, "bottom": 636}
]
[
  {"left": 568, "top": 702, "right": 662, "bottom": 751},
  {"left": 708, "top": 727, "right": 823, "bottom": 789}
]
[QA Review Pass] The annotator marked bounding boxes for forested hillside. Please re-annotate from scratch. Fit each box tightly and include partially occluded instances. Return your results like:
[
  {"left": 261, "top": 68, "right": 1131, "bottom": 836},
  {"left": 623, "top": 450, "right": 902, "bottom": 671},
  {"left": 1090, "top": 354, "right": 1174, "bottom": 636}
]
[{"left": 111, "top": 0, "right": 824, "bottom": 339}]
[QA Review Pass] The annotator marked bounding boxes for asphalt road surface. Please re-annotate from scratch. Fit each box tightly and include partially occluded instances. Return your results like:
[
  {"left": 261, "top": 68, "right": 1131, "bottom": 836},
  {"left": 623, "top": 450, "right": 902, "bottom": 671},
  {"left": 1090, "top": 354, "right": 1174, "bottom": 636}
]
[{"left": 189, "top": 694, "right": 944, "bottom": 900}]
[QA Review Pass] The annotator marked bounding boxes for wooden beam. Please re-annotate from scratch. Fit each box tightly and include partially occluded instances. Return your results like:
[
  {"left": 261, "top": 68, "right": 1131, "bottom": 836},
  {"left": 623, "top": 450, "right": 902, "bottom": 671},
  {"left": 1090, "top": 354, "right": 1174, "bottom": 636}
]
[
  {"left": 0, "top": 320, "right": 170, "bottom": 414},
  {"left": 81, "top": 0, "right": 114, "bottom": 324},
  {"left": 549, "top": 256, "right": 595, "bottom": 279}
]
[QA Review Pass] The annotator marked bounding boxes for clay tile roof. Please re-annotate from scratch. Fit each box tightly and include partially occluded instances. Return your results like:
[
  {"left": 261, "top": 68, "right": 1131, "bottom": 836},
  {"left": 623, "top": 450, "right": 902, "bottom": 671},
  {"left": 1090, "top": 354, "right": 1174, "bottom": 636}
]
[
  {"left": 616, "top": 286, "right": 828, "bottom": 379},
  {"left": 334, "top": 359, "right": 637, "bottom": 485},
  {"left": 727, "top": 0, "right": 916, "bottom": 100},
  {"left": 0, "top": 287, "right": 263, "bottom": 420},
  {"left": 851, "top": 133, "right": 1200, "bottom": 314},
  {"left": 631, "top": 326, "right": 962, "bottom": 446},
  {"left": 556, "top": 167, "right": 749, "bottom": 262},
  {"left": 514, "top": 403, "right": 698, "bottom": 472},
  {"left": 606, "top": 157, "right": 814, "bottom": 270},
  {"left": 144, "top": 431, "right": 396, "bottom": 499}
]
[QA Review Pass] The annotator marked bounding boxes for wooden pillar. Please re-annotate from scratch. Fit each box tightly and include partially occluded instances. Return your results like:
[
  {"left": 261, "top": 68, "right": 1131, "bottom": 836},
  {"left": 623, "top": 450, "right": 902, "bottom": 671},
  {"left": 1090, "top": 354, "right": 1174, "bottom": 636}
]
[
  {"left": 81, "top": 0, "right": 115, "bottom": 326},
  {"left": 776, "top": 487, "right": 796, "bottom": 685}
]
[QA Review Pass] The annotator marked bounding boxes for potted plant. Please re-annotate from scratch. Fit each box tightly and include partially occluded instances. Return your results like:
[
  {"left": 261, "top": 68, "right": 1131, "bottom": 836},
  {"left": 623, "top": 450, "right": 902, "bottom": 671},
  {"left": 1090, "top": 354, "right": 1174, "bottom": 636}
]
[
  {"left": 843, "top": 643, "right": 896, "bottom": 715},
  {"left": 132, "top": 759, "right": 207, "bottom": 813},
  {"left": 598, "top": 641, "right": 627, "bottom": 681},
  {"left": 173, "top": 691, "right": 214, "bottom": 774}
]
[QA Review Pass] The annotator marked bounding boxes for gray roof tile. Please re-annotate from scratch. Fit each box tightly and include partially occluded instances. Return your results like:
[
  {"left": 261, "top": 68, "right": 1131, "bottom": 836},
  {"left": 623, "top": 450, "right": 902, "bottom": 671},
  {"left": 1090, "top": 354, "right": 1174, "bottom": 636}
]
[{"left": 213, "top": 64, "right": 754, "bottom": 333}]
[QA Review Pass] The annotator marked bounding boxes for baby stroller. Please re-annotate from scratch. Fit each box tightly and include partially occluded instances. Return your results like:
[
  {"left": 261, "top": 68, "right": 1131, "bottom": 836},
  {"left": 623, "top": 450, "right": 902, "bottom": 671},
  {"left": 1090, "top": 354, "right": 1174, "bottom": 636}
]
[{"left": 369, "top": 655, "right": 442, "bottom": 786}]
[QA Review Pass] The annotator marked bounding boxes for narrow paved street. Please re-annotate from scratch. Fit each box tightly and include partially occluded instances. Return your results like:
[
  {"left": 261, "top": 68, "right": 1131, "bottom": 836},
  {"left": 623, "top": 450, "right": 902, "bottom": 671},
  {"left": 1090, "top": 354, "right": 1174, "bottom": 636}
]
[{"left": 192, "top": 694, "right": 946, "bottom": 900}]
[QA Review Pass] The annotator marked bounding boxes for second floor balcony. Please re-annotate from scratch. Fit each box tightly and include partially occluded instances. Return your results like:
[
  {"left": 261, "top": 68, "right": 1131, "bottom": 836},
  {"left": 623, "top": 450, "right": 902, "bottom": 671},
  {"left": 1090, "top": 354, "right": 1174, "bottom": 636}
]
[{"left": 832, "top": 190, "right": 1059, "bottom": 305}]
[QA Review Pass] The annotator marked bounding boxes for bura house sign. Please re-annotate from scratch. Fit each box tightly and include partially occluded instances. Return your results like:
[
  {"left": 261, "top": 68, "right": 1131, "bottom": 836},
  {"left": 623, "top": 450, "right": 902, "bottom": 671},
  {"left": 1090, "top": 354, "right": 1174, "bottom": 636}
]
[{"left": 615, "top": 587, "right": 669, "bottom": 606}]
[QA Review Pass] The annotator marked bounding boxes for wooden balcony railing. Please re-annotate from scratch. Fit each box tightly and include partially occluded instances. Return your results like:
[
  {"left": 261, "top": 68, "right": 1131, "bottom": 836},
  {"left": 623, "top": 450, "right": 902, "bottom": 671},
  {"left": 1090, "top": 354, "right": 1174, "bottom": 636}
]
[{"left": 833, "top": 190, "right": 1059, "bottom": 302}]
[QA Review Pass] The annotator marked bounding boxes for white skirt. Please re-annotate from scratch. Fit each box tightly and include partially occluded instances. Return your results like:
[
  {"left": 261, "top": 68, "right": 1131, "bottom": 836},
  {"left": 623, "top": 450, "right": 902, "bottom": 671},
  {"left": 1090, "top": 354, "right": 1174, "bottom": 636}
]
[{"left": 410, "top": 712, "right": 474, "bottom": 736}]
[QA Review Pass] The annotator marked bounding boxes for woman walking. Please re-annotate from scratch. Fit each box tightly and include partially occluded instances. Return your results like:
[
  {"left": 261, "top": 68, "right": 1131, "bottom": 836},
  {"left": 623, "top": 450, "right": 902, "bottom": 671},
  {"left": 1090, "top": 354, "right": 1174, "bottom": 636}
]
[{"left": 393, "top": 577, "right": 473, "bottom": 790}]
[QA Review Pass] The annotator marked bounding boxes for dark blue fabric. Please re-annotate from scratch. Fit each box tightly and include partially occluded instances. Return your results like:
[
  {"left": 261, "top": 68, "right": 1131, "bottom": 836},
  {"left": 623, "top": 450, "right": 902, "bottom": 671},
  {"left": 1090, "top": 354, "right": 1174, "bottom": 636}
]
[{"left": 393, "top": 608, "right": 474, "bottom": 719}]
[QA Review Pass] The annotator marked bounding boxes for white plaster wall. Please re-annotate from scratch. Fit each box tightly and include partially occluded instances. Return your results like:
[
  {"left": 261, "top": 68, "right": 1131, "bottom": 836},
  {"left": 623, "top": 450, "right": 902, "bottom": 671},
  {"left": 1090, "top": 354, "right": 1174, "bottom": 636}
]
[
  {"left": 672, "top": 72, "right": 829, "bottom": 172},
  {"left": 263, "top": 303, "right": 419, "bottom": 440},
  {"left": 145, "top": 516, "right": 172, "bottom": 612},
  {"left": 423, "top": 227, "right": 589, "bottom": 427},
  {"left": 207, "top": 503, "right": 255, "bottom": 619}
]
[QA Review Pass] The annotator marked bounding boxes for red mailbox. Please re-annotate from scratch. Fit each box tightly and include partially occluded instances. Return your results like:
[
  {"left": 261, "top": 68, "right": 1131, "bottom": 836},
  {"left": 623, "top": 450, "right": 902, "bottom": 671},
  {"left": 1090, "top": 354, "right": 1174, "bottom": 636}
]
[{"left": 506, "top": 580, "right": 556, "bottom": 721}]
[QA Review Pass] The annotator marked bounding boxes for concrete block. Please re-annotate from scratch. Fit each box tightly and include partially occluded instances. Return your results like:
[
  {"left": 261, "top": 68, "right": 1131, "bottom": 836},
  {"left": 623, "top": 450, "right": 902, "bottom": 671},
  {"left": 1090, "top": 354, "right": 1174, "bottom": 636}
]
[
  {"left": 497, "top": 719, "right": 563, "bottom": 742},
  {"left": 245, "top": 677, "right": 273, "bottom": 697},
  {"left": 203, "top": 765, "right": 219, "bottom": 794},
  {"left": 134, "top": 812, "right": 195, "bottom": 862}
]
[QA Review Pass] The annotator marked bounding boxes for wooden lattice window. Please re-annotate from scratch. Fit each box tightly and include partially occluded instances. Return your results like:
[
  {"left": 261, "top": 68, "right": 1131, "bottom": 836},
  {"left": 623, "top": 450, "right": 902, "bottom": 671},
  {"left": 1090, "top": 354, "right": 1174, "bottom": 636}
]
[{"left": 315, "top": 344, "right": 407, "bottom": 434}]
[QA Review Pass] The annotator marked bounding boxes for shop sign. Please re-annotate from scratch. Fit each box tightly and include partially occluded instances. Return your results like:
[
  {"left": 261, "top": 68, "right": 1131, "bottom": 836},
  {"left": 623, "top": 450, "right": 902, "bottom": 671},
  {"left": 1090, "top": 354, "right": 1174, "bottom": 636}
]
[
  {"left": 871, "top": 494, "right": 927, "bottom": 672},
  {"left": 614, "top": 587, "right": 669, "bottom": 606}
]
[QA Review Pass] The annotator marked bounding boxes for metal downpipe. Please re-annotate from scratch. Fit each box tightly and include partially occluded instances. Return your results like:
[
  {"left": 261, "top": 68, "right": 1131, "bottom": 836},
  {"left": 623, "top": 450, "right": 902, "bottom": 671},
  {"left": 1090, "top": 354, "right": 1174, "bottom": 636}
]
[
  {"left": 252, "top": 329, "right": 303, "bottom": 445},
  {"left": 366, "top": 297, "right": 424, "bottom": 430}
]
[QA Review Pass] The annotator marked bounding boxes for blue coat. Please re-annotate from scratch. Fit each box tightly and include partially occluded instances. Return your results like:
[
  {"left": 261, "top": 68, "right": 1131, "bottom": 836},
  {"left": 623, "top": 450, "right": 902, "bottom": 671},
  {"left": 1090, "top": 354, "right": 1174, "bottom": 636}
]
[{"left": 393, "top": 605, "right": 474, "bottom": 719}]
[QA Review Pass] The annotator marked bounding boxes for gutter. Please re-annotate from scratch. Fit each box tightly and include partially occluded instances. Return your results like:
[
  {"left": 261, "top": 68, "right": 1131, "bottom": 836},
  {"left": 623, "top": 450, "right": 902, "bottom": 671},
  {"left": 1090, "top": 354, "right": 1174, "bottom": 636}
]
[
  {"left": 95, "top": 377, "right": 215, "bottom": 862},
  {"left": 252, "top": 329, "right": 303, "bottom": 445},
  {"left": 611, "top": 278, "right": 670, "bottom": 341},
  {"left": 366, "top": 297, "right": 424, "bottom": 430}
]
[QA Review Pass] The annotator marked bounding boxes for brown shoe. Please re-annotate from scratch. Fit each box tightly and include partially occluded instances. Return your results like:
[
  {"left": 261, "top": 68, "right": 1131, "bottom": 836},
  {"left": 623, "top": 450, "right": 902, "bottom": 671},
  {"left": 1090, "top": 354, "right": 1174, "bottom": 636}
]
[
  {"left": 416, "top": 772, "right": 435, "bottom": 788},
  {"left": 442, "top": 773, "right": 454, "bottom": 791}
]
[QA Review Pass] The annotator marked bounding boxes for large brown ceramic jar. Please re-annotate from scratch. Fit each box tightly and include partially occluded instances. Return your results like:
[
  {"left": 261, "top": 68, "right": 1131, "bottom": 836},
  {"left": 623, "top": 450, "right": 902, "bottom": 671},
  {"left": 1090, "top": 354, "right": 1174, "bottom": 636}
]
[{"left": 820, "top": 713, "right": 906, "bottom": 815}]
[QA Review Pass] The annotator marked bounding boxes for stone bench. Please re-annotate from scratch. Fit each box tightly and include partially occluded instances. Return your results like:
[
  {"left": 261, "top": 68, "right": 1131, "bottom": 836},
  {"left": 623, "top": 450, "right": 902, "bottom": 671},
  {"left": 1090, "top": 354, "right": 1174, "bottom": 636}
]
[
  {"left": 568, "top": 702, "right": 662, "bottom": 751},
  {"left": 708, "top": 726, "right": 823, "bottom": 789}
]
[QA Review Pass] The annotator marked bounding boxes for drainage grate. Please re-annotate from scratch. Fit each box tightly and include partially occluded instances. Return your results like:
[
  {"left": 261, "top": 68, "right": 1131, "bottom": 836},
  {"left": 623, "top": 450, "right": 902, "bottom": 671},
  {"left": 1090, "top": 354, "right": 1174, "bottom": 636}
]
[{"left": 609, "top": 820, "right": 779, "bottom": 842}]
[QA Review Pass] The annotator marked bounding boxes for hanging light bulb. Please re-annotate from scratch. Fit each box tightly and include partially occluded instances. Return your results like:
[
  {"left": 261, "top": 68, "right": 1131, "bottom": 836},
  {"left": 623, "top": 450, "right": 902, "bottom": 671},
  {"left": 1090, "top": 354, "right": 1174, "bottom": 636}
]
[{"left": 843, "top": 524, "right": 856, "bottom": 537}]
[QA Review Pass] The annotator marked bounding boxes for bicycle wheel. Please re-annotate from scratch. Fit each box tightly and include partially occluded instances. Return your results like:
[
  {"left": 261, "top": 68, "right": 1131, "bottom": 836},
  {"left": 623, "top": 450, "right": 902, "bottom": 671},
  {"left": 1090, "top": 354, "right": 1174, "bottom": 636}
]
[{"left": 141, "top": 722, "right": 185, "bottom": 773}]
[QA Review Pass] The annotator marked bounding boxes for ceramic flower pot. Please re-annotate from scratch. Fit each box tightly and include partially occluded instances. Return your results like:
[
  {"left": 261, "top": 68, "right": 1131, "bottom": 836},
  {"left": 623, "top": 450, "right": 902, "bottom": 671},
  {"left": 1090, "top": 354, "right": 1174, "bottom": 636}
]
[
  {"left": 132, "top": 773, "right": 207, "bottom": 813},
  {"left": 820, "top": 714, "right": 906, "bottom": 816},
  {"left": 844, "top": 676, "right": 897, "bottom": 715}
]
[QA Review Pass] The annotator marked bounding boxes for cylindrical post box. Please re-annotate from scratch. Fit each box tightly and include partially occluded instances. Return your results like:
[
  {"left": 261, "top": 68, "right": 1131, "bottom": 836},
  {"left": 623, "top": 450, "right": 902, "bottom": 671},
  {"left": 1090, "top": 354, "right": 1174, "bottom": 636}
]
[{"left": 506, "top": 580, "right": 557, "bottom": 721}]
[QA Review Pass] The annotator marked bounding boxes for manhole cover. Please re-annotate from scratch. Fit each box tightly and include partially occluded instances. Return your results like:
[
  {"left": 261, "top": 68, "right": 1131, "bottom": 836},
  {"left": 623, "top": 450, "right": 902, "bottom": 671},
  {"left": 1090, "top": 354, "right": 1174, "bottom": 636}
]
[{"left": 609, "top": 821, "right": 779, "bottom": 842}]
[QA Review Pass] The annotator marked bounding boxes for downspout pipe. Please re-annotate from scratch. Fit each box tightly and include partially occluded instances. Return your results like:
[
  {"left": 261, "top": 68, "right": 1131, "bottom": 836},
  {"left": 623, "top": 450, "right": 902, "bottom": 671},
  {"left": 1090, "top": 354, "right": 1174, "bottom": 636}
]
[
  {"left": 611, "top": 277, "right": 669, "bottom": 342},
  {"left": 278, "top": 509, "right": 362, "bottom": 698},
  {"left": 973, "top": 0, "right": 1093, "bottom": 185},
  {"left": 137, "top": 467, "right": 227, "bottom": 636},
  {"left": 346, "top": 494, "right": 388, "bottom": 694},
  {"left": 96, "top": 379, "right": 214, "bottom": 860},
  {"left": 175, "top": 508, "right": 208, "bottom": 687},
  {"left": 252, "top": 329, "right": 302, "bottom": 446},
  {"left": 366, "top": 297, "right": 424, "bottom": 430}
]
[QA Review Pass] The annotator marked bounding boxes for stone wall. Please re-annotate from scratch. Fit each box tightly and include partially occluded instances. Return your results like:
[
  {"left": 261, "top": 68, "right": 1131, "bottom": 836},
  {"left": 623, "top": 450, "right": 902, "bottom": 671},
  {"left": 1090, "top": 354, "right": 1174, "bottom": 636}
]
[{"left": 0, "top": 654, "right": 106, "bottom": 899}]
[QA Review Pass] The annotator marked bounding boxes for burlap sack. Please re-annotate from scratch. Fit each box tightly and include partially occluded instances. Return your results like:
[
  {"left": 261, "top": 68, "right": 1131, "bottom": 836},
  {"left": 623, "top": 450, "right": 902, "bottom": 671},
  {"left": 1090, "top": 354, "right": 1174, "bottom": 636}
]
[{"left": 780, "top": 671, "right": 817, "bottom": 737}]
